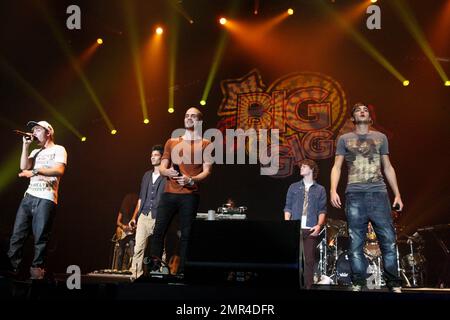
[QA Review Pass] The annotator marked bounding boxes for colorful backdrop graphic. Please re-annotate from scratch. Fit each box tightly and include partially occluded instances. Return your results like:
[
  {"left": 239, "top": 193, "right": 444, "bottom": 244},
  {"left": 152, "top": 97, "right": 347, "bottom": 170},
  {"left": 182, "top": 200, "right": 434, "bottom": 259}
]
[{"left": 217, "top": 70, "right": 348, "bottom": 177}]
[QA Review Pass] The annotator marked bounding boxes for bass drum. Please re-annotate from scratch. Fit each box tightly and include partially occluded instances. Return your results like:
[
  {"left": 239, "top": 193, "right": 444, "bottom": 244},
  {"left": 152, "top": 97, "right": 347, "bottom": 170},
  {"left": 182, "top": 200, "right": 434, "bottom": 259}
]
[
  {"left": 336, "top": 250, "right": 386, "bottom": 286},
  {"left": 336, "top": 251, "right": 381, "bottom": 286},
  {"left": 336, "top": 251, "right": 352, "bottom": 285}
]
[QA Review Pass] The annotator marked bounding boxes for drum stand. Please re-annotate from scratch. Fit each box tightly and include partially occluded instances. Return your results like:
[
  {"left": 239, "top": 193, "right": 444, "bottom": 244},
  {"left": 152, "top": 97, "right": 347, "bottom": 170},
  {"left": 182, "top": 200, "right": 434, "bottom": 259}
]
[
  {"left": 321, "top": 231, "right": 340, "bottom": 285},
  {"left": 395, "top": 228, "right": 412, "bottom": 287},
  {"left": 332, "top": 234, "right": 340, "bottom": 284},
  {"left": 374, "top": 256, "right": 383, "bottom": 288},
  {"left": 111, "top": 241, "right": 121, "bottom": 270},
  {"left": 396, "top": 242, "right": 412, "bottom": 287},
  {"left": 408, "top": 238, "right": 419, "bottom": 286},
  {"left": 317, "top": 228, "right": 326, "bottom": 275},
  {"left": 317, "top": 228, "right": 331, "bottom": 283}
]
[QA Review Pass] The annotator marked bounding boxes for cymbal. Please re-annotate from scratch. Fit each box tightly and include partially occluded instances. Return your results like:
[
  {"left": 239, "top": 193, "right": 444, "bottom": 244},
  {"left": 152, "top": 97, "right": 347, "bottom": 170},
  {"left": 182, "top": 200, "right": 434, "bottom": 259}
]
[
  {"left": 326, "top": 218, "right": 347, "bottom": 229},
  {"left": 326, "top": 218, "right": 349, "bottom": 238}
]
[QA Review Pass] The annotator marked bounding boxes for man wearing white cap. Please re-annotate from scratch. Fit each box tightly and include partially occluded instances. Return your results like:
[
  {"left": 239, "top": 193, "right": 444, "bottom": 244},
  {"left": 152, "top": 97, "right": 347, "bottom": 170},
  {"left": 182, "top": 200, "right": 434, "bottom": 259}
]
[{"left": 7, "top": 120, "right": 67, "bottom": 280}]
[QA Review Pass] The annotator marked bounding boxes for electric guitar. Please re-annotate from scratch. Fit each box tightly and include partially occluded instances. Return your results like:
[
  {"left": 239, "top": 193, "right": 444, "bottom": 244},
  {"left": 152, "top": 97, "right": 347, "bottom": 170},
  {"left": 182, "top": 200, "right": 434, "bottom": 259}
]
[{"left": 114, "top": 225, "right": 135, "bottom": 242}]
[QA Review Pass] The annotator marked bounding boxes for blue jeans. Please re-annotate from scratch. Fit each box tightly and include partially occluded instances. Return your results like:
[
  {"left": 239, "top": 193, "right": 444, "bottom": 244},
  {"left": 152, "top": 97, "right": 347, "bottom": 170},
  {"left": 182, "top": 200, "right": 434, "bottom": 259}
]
[
  {"left": 345, "top": 192, "right": 401, "bottom": 287},
  {"left": 113, "top": 237, "right": 135, "bottom": 271},
  {"left": 150, "top": 192, "right": 200, "bottom": 273},
  {"left": 8, "top": 193, "right": 56, "bottom": 269}
]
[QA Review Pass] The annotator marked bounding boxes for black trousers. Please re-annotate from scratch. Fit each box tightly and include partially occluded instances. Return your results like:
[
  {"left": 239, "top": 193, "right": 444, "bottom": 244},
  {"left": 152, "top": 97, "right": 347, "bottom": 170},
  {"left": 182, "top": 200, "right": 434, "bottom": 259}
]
[
  {"left": 150, "top": 192, "right": 199, "bottom": 273},
  {"left": 302, "top": 231, "right": 318, "bottom": 289}
]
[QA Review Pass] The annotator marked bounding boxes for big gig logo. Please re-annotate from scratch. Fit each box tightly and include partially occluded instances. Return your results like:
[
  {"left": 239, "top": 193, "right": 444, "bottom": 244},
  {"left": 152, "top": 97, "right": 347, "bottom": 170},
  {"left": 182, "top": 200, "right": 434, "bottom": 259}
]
[{"left": 217, "top": 70, "right": 348, "bottom": 178}]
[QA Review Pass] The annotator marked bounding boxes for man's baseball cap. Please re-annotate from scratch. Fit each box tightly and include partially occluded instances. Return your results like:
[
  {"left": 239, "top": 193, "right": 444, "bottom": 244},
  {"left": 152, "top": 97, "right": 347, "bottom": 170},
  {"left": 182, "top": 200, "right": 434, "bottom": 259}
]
[{"left": 27, "top": 121, "right": 54, "bottom": 136}]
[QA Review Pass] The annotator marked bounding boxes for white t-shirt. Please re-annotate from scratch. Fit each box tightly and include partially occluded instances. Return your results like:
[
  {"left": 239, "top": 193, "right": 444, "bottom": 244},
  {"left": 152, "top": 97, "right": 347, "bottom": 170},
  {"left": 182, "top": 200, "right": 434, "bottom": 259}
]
[
  {"left": 301, "top": 181, "right": 314, "bottom": 229},
  {"left": 152, "top": 171, "right": 160, "bottom": 184},
  {"left": 26, "top": 145, "right": 67, "bottom": 204}
]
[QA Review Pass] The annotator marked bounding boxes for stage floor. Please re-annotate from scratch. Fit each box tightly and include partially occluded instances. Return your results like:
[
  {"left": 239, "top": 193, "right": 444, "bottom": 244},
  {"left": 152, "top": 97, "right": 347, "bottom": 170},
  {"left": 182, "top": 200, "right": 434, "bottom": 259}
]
[{"left": 1, "top": 272, "right": 449, "bottom": 302}]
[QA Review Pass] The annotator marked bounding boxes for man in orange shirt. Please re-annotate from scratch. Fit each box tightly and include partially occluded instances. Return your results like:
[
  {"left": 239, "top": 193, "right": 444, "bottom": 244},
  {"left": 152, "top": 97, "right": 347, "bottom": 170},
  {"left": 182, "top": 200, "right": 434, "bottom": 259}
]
[{"left": 149, "top": 107, "right": 213, "bottom": 275}]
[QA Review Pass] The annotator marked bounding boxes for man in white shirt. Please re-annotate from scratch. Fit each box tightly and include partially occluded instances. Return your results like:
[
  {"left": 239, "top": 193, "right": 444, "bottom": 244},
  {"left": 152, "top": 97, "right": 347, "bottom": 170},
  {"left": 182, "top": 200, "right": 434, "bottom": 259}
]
[
  {"left": 128, "top": 145, "right": 166, "bottom": 280},
  {"left": 7, "top": 120, "right": 67, "bottom": 280}
]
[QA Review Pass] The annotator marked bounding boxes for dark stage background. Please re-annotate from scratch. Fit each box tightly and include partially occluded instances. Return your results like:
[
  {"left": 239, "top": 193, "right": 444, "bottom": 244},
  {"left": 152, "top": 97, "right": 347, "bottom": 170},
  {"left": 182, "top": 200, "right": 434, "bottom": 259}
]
[{"left": 0, "top": 0, "right": 449, "bottom": 275}]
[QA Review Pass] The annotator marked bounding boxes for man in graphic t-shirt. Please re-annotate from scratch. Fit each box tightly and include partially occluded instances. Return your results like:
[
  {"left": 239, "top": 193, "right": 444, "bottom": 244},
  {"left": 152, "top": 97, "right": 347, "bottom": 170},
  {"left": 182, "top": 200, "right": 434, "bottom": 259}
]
[
  {"left": 330, "top": 103, "right": 403, "bottom": 292},
  {"left": 7, "top": 120, "right": 67, "bottom": 280}
]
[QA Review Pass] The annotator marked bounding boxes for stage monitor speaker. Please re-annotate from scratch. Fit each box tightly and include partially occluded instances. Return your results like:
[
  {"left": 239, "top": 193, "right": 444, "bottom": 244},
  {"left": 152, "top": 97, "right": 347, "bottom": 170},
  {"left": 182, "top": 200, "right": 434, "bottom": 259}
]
[{"left": 185, "top": 220, "right": 300, "bottom": 287}]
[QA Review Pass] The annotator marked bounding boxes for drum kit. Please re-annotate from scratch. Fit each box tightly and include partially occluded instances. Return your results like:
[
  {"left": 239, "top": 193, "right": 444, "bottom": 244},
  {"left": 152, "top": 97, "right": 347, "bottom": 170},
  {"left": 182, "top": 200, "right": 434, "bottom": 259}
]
[{"left": 315, "top": 218, "right": 426, "bottom": 287}]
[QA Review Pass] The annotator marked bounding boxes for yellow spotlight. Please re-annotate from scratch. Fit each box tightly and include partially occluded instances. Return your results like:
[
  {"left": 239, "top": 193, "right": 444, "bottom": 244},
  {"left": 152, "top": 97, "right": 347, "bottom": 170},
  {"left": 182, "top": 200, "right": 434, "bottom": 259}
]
[
  {"left": 200, "top": 100, "right": 206, "bottom": 106},
  {"left": 81, "top": 137, "right": 87, "bottom": 142},
  {"left": 97, "top": 38, "right": 103, "bottom": 45},
  {"left": 445, "top": 80, "right": 450, "bottom": 86},
  {"left": 156, "top": 27, "right": 163, "bottom": 35},
  {"left": 287, "top": 8, "right": 294, "bottom": 16},
  {"left": 143, "top": 118, "right": 150, "bottom": 124},
  {"left": 371, "top": 0, "right": 378, "bottom": 3},
  {"left": 402, "top": 80, "right": 410, "bottom": 86},
  {"left": 111, "top": 129, "right": 117, "bottom": 135},
  {"left": 219, "top": 18, "right": 227, "bottom": 25},
  {"left": 168, "top": 107, "right": 175, "bottom": 113},
  {"left": 189, "top": 20, "right": 194, "bottom": 24}
]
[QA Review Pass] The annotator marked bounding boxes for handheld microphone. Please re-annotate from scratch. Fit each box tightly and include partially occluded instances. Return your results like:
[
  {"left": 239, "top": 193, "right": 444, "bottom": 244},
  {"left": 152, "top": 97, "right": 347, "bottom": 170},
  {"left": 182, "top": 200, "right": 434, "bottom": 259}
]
[
  {"left": 13, "top": 130, "right": 34, "bottom": 140},
  {"left": 172, "top": 164, "right": 182, "bottom": 176}
]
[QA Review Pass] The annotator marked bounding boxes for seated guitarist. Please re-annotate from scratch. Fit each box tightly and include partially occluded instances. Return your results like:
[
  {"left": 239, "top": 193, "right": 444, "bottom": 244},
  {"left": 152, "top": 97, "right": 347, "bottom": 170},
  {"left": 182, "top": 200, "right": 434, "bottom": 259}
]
[{"left": 112, "top": 193, "right": 138, "bottom": 271}]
